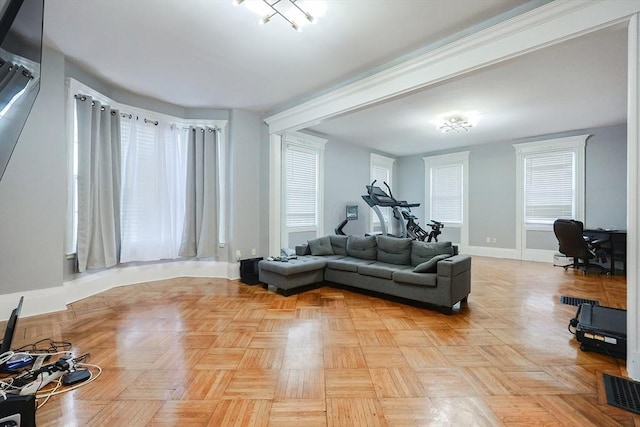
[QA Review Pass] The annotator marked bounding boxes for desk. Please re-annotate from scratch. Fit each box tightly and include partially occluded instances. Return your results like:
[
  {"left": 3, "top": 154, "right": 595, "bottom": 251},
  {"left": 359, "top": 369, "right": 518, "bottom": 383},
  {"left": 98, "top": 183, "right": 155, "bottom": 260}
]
[{"left": 583, "top": 229, "right": 627, "bottom": 276}]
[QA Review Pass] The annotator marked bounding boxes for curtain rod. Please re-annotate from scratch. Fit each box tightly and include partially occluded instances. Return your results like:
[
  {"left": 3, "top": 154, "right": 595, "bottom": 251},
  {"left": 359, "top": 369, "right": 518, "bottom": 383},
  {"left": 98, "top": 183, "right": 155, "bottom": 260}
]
[
  {"left": 75, "top": 94, "right": 220, "bottom": 131},
  {"left": 187, "top": 126, "right": 220, "bottom": 133}
]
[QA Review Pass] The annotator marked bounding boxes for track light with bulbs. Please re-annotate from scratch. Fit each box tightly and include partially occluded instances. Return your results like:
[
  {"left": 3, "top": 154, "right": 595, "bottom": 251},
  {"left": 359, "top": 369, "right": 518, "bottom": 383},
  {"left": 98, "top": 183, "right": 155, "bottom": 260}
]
[{"left": 233, "top": 0, "right": 324, "bottom": 31}]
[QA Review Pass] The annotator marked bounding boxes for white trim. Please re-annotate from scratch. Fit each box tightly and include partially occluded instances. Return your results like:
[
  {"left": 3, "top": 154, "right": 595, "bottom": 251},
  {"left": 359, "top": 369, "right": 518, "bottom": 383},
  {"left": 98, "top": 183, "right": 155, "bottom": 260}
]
[
  {"left": 0, "top": 261, "right": 237, "bottom": 320},
  {"left": 513, "top": 134, "right": 588, "bottom": 259},
  {"left": 264, "top": 1, "right": 640, "bottom": 134},
  {"left": 422, "top": 151, "right": 469, "bottom": 247},
  {"left": 627, "top": 13, "right": 640, "bottom": 380},
  {"left": 64, "top": 79, "right": 75, "bottom": 255},
  {"left": 269, "top": 134, "right": 282, "bottom": 256},
  {"left": 513, "top": 134, "right": 589, "bottom": 155},
  {"left": 283, "top": 130, "right": 328, "bottom": 149},
  {"left": 370, "top": 153, "right": 395, "bottom": 170},
  {"left": 464, "top": 246, "right": 518, "bottom": 260},
  {"left": 464, "top": 246, "right": 554, "bottom": 263}
]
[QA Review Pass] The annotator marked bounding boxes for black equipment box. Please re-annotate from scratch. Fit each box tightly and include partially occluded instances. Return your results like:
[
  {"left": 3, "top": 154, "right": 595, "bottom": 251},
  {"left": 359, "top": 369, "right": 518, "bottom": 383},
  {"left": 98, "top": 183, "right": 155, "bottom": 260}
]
[
  {"left": 240, "top": 257, "right": 263, "bottom": 285},
  {"left": 575, "top": 303, "right": 627, "bottom": 358},
  {"left": 0, "top": 394, "right": 36, "bottom": 427}
]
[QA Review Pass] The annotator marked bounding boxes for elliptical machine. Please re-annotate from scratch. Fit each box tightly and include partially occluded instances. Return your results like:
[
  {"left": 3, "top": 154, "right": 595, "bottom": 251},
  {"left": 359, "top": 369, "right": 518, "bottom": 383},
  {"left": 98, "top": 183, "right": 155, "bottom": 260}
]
[{"left": 361, "top": 180, "right": 442, "bottom": 241}]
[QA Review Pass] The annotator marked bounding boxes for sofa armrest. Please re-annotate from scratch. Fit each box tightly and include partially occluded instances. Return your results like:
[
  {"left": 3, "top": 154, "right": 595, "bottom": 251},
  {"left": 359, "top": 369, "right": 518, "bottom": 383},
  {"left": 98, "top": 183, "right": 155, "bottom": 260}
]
[
  {"left": 436, "top": 254, "right": 472, "bottom": 307},
  {"left": 437, "top": 254, "right": 471, "bottom": 278},
  {"left": 296, "top": 244, "right": 311, "bottom": 256}
]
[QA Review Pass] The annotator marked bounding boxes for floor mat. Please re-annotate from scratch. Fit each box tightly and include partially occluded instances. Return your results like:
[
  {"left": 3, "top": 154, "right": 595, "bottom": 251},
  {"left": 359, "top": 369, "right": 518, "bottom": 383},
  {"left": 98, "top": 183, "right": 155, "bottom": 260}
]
[
  {"left": 560, "top": 295, "right": 599, "bottom": 306},
  {"left": 603, "top": 373, "right": 640, "bottom": 414}
]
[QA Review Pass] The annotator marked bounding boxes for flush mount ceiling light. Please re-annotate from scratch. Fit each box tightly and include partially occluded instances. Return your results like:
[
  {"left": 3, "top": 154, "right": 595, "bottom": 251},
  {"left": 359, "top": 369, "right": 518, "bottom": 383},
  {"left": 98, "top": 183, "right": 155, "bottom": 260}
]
[
  {"left": 434, "top": 111, "right": 479, "bottom": 133},
  {"left": 233, "top": 0, "right": 325, "bottom": 31}
]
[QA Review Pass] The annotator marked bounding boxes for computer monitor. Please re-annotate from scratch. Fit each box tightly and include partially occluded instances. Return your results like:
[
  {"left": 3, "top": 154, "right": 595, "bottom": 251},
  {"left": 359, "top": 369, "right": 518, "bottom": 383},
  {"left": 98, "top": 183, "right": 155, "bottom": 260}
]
[{"left": 0, "top": 296, "right": 24, "bottom": 355}]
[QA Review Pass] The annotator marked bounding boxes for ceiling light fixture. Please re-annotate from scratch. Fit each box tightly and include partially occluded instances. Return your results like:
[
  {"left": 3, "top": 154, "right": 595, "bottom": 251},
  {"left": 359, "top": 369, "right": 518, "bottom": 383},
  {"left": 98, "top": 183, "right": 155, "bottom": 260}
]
[
  {"left": 434, "top": 111, "right": 479, "bottom": 133},
  {"left": 234, "top": 0, "right": 323, "bottom": 31}
]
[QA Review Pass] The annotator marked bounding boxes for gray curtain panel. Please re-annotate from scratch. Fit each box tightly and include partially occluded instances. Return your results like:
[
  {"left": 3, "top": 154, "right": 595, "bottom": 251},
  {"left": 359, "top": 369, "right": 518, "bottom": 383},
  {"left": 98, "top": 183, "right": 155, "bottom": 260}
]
[
  {"left": 179, "top": 127, "right": 218, "bottom": 258},
  {"left": 75, "top": 95, "right": 121, "bottom": 272}
]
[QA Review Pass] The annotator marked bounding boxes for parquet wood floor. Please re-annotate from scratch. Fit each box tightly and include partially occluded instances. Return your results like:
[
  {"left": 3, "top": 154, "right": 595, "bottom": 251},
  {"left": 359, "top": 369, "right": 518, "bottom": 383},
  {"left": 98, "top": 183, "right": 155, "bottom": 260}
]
[{"left": 2, "top": 256, "right": 638, "bottom": 426}]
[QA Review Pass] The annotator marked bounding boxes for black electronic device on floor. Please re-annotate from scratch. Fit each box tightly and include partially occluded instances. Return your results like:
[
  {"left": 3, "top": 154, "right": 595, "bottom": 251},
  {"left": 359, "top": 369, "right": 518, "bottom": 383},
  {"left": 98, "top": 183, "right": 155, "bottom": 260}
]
[
  {"left": 0, "top": 395, "right": 36, "bottom": 427},
  {"left": 240, "top": 257, "right": 263, "bottom": 285},
  {"left": 1, "top": 297, "right": 31, "bottom": 373},
  {"left": 574, "top": 303, "right": 627, "bottom": 358}
]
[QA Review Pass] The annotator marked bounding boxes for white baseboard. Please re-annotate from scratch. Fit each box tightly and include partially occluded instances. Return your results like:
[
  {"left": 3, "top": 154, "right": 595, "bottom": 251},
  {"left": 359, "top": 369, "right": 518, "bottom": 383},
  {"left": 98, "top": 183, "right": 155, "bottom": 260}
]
[
  {"left": 227, "top": 262, "right": 240, "bottom": 280},
  {"left": 0, "top": 260, "right": 238, "bottom": 320},
  {"left": 464, "top": 246, "right": 555, "bottom": 263},
  {"left": 0, "top": 288, "right": 68, "bottom": 321},
  {"left": 521, "top": 249, "right": 556, "bottom": 263}
]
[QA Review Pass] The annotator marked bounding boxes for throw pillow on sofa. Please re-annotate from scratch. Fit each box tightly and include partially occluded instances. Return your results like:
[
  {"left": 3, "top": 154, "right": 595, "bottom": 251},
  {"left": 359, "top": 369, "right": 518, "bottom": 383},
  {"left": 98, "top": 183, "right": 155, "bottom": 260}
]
[
  {"left": 413, "top": 253, "right": 452, "bottom": 273},
  {"left": 377, "top": 235, "right": 412, "bottom": 265},
  {"left": 346, "top": 235, "right": 377, "bottom": 260},
  {"left": 308, "top": 236, "right": 334, "bottom": 256},
  {"left": 329, "top": 235, "right": 348, "bottom": 256},
  {"left": 411, "top": 240, "right": 454, "bottom": 266}
]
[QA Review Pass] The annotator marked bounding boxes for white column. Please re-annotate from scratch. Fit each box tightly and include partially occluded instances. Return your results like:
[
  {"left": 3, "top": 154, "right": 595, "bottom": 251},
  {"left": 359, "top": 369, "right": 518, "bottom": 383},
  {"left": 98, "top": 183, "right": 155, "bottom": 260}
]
[
  {"left": 268, "top": 134, "right": 282, "bottom": 256},
  {"left": 627, "top": 13, "right": 640, "bottom": 381}
]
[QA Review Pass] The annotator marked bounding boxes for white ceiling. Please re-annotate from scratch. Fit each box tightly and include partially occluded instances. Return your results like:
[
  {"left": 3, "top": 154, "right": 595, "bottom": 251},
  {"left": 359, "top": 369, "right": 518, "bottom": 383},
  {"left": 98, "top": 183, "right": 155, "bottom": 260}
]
[
  {"left": 308, "top": 26, "right": 628, "bottom": 156},
  {"left": 43, "top": 0, "right": 628, "bottom": 157}
]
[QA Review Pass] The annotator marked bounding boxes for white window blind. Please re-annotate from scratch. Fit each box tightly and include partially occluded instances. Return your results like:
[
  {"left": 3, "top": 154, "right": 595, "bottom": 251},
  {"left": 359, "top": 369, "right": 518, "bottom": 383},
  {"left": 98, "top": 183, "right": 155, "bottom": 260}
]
[
  {"left": 524, "top": 151, "right": 575, "bottom": 224},
  {"left": 285, "top": 144, "right": 318, "bottom": 228},
  {"left": 431, "top": 163, "right": 463, "bottom": 223}
]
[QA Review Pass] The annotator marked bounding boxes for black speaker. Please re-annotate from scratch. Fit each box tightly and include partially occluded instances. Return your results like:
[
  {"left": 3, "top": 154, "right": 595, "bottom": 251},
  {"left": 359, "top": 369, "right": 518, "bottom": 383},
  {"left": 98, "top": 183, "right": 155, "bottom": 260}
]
[{"left": 0, "top": 394, "right": 36, "bottom": 427}]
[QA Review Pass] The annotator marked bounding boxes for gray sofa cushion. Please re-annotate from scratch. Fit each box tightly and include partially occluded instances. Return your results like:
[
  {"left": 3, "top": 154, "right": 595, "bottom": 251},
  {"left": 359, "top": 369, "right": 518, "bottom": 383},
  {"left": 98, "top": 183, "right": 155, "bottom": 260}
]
[
  {"left": 392, "top": 270, "right": 438, "bottom": 287},
  {"left": 259, "top": 257, "right": 327, "bottom": 276},
  {"left": 308, "top": 236, "right": 334, "bottom": 256},
  {"left": 329, "top": 235, "right": 348, "bottom": 256},
  {"left": 359, "top": 262, "right": 411, "bottom": 280},
  {"left": 377, "top": 235, "right": 412, "bottom": 265},
  {"left": 346, "top": 235, "right": 377, "bottom": 260},
  {"left": 296, "top": 244, "right": 311, "bottom": 256},
  {"left": 327, "top": 257, "right": 375, "bottom": 272},
  {"left": 413, "top": 254, "right": 452, "bottom": 273},
  {"left": 411, "top": 240, "right": 454, "bottom": 266}
]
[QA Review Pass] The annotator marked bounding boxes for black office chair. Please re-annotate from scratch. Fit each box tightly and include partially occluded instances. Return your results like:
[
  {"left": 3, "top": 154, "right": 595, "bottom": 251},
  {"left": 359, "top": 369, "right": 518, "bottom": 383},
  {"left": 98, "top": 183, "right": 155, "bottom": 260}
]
[{"left": 553, "top": 219, "right": 608, "bottom": 274}]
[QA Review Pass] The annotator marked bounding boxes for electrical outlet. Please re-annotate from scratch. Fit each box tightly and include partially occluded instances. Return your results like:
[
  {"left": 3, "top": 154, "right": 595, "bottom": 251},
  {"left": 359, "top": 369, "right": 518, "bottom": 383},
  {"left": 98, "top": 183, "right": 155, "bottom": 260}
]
[
  {"left": 486, "top": 237, "right": 491, "bottom": 243},
  {"left": 492, "top": 238, "right": 497, "bottom": 244},
  {"left": 251, "top": 248, "right": 256, "bottom": 256},
  {"left": 235, "top": 250, "right": 241, "bottom": 260}
]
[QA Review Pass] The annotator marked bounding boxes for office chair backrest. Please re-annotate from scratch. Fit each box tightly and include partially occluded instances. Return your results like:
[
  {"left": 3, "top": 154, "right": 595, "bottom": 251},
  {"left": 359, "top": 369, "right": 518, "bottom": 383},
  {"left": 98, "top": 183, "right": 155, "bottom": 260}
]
[{"left": 553, "top": 219, "right": 590, "bottom": 259}]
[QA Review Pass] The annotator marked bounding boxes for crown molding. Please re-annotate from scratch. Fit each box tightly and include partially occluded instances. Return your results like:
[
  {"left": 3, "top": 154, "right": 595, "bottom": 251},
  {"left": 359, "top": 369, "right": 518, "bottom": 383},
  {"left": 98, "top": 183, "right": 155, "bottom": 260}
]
[{"left": 264, "top": 0, "right": 640, "bottom": 135}]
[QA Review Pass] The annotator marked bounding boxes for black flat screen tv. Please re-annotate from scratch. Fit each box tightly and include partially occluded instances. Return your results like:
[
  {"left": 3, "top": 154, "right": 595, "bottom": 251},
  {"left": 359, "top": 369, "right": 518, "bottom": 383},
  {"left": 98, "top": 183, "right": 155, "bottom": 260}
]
[{"left": 0, "top": 0, "right": 44, "bottom": 181}]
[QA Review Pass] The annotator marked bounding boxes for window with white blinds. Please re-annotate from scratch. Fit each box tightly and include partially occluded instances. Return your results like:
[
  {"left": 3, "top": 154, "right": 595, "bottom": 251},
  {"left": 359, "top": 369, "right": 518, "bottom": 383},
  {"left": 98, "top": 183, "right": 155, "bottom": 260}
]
[
  {"left": 423, "top": 151, "right": 469, "bottom": 239},
  {"left": 523, "top": 151, "right": 575, "bottom": 224},
  {"left": 514, "top": 135, "right": 586, "bottom": 229},
  {"left": 285, "top": 144, "right": 319, "bottom": 228},
  {"left": 430, "top": 163, "right": 463, "bottom": 223}
]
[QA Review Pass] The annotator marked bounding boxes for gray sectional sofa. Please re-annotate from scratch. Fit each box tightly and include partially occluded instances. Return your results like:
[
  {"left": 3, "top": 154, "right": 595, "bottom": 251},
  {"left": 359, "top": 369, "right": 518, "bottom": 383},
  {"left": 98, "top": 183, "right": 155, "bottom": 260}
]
[{"left": 258, "top": 234, "right": 471, "bottom": 314}]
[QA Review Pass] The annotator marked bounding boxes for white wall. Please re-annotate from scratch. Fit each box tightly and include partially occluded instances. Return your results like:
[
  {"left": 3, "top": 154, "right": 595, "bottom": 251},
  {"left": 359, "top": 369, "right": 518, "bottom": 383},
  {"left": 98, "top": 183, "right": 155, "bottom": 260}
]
[
  {"left": 323, "top": 140, "right": 384, "bottom": 237},
  {"left": 229, "top": 109, "right": 263, "bottom": 261},
  {"left": 0, "top": 46, "right": 67, "bottom": 295}
]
